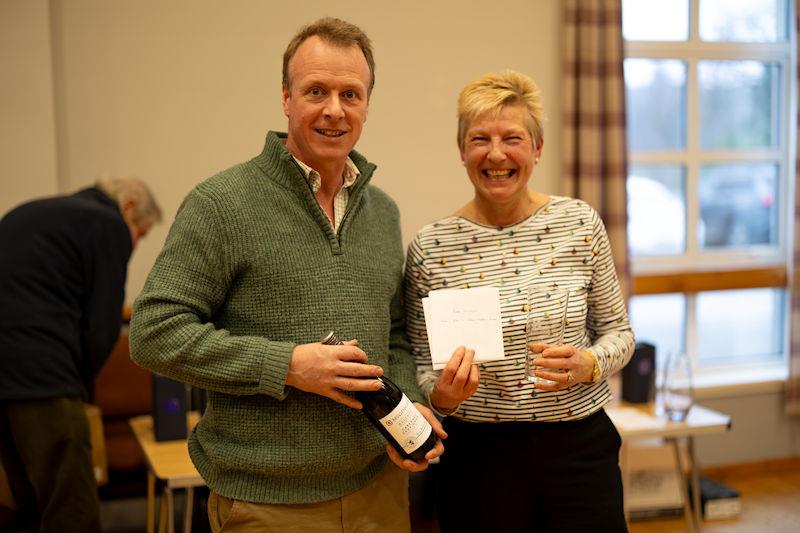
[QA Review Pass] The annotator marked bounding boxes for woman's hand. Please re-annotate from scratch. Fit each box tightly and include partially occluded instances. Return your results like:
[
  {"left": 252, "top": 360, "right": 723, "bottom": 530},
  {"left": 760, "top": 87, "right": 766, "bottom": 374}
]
[
  {"left": 529, "top": 343, "right": 595, "bottom": 391},
  {"left": 430, "top": 346, "right": 480, "bottom": 412}
]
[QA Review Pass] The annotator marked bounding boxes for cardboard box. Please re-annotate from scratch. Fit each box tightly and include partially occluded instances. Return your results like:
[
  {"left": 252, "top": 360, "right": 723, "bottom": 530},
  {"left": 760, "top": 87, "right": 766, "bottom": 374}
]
[
  {"left": 83, "top": 404, "right": 108, "bottom": 486},
  {"left": 688, "top": 476, "right": 742, "bottom": 520},
  {"left": 625, "top": 439, "right": 684, "bottom": 519}
]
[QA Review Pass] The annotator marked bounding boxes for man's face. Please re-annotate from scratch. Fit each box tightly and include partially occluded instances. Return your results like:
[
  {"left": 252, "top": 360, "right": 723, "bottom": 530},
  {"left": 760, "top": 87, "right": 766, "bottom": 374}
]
[
  {"left": 119, "top": 197, "right": 153, "bottom": 250},
  {"left": 122, "top": 213, "right": 153, "bottom": 250},
  {"left": 129, "top": 220, "right": 153, "bottom": 249},
  {"left": 282, "top": 36, "right": 371, "bottom": 172}
]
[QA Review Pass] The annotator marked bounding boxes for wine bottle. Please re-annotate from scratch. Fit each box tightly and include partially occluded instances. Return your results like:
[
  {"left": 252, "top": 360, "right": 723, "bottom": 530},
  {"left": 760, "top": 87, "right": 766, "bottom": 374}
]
[{"left": 321, "top": 331, "right": 438, "bottom": 462}]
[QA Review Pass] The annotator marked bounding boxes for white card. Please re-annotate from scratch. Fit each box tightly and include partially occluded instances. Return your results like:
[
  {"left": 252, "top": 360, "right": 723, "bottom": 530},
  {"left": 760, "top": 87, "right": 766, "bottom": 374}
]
[{"left": 421, "top": 287, "right": 505, "bottom": 370}]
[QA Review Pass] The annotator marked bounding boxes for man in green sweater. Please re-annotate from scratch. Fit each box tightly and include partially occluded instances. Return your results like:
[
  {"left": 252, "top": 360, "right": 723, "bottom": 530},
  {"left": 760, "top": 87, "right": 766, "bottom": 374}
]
[{"left": 129, "top": 17, "right": 445, "bottom": 532}]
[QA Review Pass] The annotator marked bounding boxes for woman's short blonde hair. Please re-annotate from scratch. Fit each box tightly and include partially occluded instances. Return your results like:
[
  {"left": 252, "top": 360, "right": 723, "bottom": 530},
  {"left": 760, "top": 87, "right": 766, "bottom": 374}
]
[{"left": 457, "top": 70, "right": 545, "bottom": 151}]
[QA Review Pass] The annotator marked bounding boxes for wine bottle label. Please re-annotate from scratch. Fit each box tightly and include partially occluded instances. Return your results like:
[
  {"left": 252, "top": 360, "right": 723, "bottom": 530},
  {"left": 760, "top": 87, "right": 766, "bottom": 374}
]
[{"left": 378, "top": 394, "right": 433, "bottom": 455}]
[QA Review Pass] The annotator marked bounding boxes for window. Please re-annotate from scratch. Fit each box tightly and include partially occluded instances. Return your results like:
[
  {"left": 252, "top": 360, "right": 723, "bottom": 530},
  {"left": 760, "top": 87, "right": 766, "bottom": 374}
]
[{"left": 622, "top": 0, "right": 795, "bottom": 383}]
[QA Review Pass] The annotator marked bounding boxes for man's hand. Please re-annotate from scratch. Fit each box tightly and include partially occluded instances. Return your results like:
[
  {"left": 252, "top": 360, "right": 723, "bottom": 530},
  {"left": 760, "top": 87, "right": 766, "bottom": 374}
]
[
  {"left": 385, "top": 403, "right": 447, "bottom": 472},
  {"left": 286, "top": 341, "right": 383, "bottom": 409},
  {"left": 430, "top": 346, "right": 480, "bottom": 413}
]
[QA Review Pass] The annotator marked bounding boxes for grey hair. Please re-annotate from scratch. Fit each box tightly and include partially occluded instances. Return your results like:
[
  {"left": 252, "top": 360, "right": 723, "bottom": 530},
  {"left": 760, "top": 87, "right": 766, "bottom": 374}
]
[{"left": 95, "top": 176, "right": 162, "bottom": 225}]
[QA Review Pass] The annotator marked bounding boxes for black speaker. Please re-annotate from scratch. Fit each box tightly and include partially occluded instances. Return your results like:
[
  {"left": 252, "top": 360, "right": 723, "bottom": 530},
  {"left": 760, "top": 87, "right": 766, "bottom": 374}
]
[
  {"left": 190, "top": 386, "right": 207, "bottom": 415},
  {"left": 152, "top": 374, "right": 188, "bottom": 441},
  {"left": 622, "top": 342, "right": 656, "bottom": 404}
]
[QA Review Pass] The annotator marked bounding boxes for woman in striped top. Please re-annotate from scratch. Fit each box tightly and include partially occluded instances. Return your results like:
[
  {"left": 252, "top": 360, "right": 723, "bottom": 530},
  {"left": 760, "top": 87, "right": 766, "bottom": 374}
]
[{"left": 404, "top": 70, "right": 633, "bottom": 532}]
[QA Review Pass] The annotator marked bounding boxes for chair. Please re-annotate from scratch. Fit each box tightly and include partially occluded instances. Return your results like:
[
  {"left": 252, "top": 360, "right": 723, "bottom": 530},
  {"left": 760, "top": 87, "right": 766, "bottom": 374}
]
[{"left": 93, "top": 331, "right": 153, "bottom": 498}]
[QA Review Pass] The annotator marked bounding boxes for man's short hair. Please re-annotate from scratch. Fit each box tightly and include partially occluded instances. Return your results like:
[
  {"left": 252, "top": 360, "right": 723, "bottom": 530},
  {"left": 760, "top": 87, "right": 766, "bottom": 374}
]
[
  {"left": 457, "top": 70, "right": 546, "bottom": 151},
  {"left": 282, "top": 17, "right": 375, "bottom": 95},
  {"left": 96, "top": 177, "right": 162, "bottom": 226}
]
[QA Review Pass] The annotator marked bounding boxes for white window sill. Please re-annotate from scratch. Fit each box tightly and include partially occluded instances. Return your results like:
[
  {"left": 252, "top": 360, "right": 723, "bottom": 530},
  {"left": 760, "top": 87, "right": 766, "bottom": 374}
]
[
  {"left": 692, "top": 363, "right": 787, "bottom": 400},
  {"left": 609, "top": 363, "right": 787, "bottom": 402}
]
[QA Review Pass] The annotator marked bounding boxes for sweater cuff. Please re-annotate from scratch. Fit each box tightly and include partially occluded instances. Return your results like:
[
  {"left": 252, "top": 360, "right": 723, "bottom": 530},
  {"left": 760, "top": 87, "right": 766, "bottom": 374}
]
[{"left": 259, "top": 341, "right": 296, "bottom": 399}]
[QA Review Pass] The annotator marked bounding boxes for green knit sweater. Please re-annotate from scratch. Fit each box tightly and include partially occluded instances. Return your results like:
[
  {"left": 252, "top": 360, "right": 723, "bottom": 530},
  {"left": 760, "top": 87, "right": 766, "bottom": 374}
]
[{"left": 130, "top": 131, "right": 423, "bottom": 504}]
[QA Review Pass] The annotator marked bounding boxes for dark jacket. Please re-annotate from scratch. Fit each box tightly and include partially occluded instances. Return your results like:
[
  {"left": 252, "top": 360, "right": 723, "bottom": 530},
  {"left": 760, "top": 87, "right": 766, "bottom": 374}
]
[{"left": 0, "top": 187, "right": 132, "bottom": 401}]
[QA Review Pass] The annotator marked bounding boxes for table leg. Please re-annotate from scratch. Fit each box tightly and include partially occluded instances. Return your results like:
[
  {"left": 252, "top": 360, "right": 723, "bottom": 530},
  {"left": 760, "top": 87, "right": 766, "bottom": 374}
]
[
  {"left": 183, "top": 487, "right": 194, "bottom": 533},
  {"left": 158, "top": 487, "right": 167, "bottom": 533},
  {"left": 687, "top": 436, "right": 702, "bottom": 531},
  {"left": 670, "top": 438, "right": 697, "bottom": 533},
  {"left": 147, "top": 472, "right": 155, "bottom": 533},
  {"left": 167, "top": 487, "right": 175, "bottom": 533},
  {"left": 619, "top": 440, "right": 630, "bottom": 525}
]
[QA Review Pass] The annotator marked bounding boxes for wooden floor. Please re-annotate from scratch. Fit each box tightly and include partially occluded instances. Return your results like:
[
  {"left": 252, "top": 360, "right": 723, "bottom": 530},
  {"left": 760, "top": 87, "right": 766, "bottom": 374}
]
[
  {"left": 6, "top": 461, "right": 799, "bottom": 532},
  {"left": 629, "top": 460, "right": 800, "bottom": 533}
]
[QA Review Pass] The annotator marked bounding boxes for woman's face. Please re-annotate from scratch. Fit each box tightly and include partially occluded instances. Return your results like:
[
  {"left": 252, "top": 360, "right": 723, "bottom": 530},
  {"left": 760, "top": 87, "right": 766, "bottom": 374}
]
[{"left": 460, "top": 105, "right": 542, "bottom": 208}]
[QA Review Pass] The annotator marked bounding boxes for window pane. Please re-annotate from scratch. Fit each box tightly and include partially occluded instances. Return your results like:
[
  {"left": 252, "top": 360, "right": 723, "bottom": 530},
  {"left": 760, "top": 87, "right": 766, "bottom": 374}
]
[
  {"left": 698, "top": 163, "right": 778, "bottom": 248},
  {"left": 625, "top": 59, "right": 687, "bottom": 150},
  {"left": 700, "top": 0, "right": 789, "bottom": 42},
  {"left": 699, "top": 61, "right": 780, "bottom": 149},
  {"left": 696, "top": 289, "right": 785, "bottom": 366},
  {"left": 629, "top": 294, "right": 686, "bottom": 371},
  {"left": 628, "top": 165, "right": 686, "bottom": 256},
  {"left": 623, "top": 0, "right": 689, "bottom": 41}
]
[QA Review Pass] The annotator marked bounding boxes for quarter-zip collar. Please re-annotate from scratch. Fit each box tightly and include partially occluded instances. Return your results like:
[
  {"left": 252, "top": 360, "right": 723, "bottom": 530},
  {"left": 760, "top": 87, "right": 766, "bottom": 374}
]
[{"left": 253, "top": 131, "right": 377, "bottom": 253}]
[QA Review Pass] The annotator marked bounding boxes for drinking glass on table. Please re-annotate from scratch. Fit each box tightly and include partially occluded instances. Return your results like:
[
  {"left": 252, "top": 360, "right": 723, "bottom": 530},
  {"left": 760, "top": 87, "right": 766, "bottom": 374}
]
[
  {"left": 525, "top": 286, "right": 570, "bottom": 385},
  {"left": 663, "top": 350, "right": 693, "bottom": 421}
]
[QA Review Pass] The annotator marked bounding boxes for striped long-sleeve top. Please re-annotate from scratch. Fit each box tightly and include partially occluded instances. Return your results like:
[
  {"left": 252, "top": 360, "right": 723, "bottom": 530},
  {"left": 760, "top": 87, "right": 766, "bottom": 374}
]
[{"left": 404, "top": 195, "right": 634, "bottom": 422}]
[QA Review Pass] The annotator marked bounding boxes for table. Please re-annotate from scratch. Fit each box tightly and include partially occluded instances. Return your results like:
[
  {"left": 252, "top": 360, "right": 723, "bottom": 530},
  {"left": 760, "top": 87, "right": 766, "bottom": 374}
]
[
  {"left": 129, "top": 413, "right": 204, "bottom": 533},
  {"left": 606, "top": 403, "right": 732, "bottom": 533}
]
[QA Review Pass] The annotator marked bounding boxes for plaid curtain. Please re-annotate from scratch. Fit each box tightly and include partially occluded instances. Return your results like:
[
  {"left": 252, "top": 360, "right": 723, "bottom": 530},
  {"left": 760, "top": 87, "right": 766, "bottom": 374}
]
[
  {"left": 562, "top": 0, "right": 630, "bottom": 299},
  {"left": 787, "top": 0, "right": 800, "bottom": 416}
]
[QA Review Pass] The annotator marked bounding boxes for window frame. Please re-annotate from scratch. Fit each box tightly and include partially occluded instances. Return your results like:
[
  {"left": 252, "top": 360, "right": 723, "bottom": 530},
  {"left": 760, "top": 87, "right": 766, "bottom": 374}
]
[{"left": 623, "top": 0, "right": 796, "bottom": 382}]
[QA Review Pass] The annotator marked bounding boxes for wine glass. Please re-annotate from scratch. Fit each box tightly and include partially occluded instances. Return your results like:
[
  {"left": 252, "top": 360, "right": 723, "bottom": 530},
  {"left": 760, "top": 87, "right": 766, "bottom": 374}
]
[
  {"left": 525, "top": 286, "right": 570, "bottom": 385},
  {"left": 662, "top": 350, "right": 693, "bottom": 421}
]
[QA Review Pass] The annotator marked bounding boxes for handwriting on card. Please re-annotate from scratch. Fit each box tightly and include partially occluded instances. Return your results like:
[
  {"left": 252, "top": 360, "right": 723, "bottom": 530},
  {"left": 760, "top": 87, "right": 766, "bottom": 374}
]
[{"left": 422, "top": 288, "right": 505, "bottom": 370}]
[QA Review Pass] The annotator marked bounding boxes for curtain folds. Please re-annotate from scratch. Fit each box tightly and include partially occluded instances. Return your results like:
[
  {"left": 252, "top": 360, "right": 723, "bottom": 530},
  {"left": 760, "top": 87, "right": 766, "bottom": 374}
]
[
  {"left": 562, "top": 0, "right": 630, "bottom": 299},
  {"left": 787, "top": 0, "right": 800, "bottom": 416}
]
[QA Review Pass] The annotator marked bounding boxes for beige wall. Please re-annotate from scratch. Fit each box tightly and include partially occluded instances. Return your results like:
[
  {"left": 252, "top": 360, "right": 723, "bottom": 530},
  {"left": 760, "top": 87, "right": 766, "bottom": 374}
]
[
  {"left": 0, "top": 0, "right": 59, "bottom": 215},
  {"left": 26, "top": 0, "right": 562, "bottom": 300}
]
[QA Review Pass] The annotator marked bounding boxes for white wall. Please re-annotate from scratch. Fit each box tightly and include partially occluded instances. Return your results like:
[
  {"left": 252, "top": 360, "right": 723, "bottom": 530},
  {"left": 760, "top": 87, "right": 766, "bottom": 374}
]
[{"left": 695, "top": 389, "right": 800, "bottom": 466}]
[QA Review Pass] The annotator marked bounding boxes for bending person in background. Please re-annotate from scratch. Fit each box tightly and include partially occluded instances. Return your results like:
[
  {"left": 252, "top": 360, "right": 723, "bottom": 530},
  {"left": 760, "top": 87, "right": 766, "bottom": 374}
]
[
  {"left": 0, "top": 177, "right": 161, "bottom": 533},
  {"left": 404, "top": 70, "right": 634, "bottom": 533},
  {"left": 130, "top": 17, "right": 444, "bottom": 533}
]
